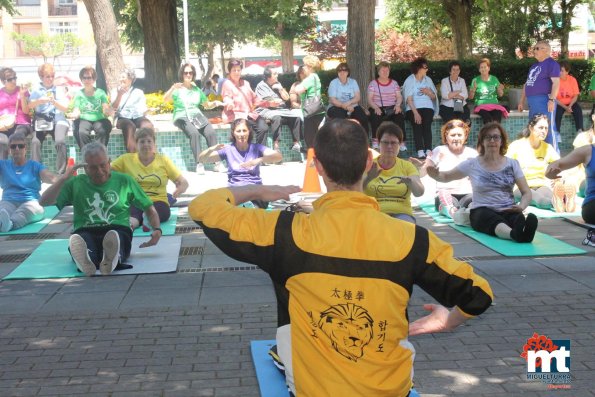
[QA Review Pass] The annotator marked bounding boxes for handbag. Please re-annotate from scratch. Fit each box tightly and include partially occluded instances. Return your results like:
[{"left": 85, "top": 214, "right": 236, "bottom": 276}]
[
  {"left": 182, "top": 87, "right": 210, "bottom": 129},
  {"left": 375, "top": 80, "right": 396, "bottom": 117},
  {"left": 449, "top": 79, "right": 465, "bottom": 113},
  {"left": 0, "top": 93, "right": 19, "bottom": 131},
  {"left": 34, "top": 112, "right": 55, "bottom": 131},
  {"left": 302, "top": 77, "right": 324, "bottom": 117}
]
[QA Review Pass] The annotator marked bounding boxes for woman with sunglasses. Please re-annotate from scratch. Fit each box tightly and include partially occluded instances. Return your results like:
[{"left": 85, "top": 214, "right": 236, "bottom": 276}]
[
  {"left": 327, "top": 62, "right": 370, "bottom": 133},
  {"left": 28, "top": 63, "right": 70, "bottom": 174},
  {"left": 0, "top": 67, "right": 33, "bottom": 160},
  {"left": 291, "top": 55, "right": 325, "bottom": 148},
  {"left": 164, "top": 63, "right": 224, "bottom": 173},
  {"left": 402, "top": 57, "right": 438, "bottom": 159},
  {"left": 428, "top": 123, "right": 538, "bottom": 243},
  {"left": 70, "top": 66, "right": 113, "bottom": 150},
  {"left": 0, "top": 132, "right": 59, "bottom": 232},
  {"left": 412, "top": 119, "right": 478, "bottom": 219}
]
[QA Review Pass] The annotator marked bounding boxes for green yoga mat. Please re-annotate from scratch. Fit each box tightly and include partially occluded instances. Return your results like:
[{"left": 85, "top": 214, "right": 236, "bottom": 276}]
[
  {"left": 132, "top": 207, "right": 178, "bottom": 236},
  {"left": 525, "top": 205, "right": 582, "bottom": 219},
  {"left": 0, "top": 206, "right": 60, "bottom": 235},
  {"left": 449, "top": 224, "right": 586, "bottom": 256},
  {"left": 418, "top": 203, "right": 454, "bottom": 224},
  {"left": 3, "top": 236, "right": 182, "bottom": 280}
]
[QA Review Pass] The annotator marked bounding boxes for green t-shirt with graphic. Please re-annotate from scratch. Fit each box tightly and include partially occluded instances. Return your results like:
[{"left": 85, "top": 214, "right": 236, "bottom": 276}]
[
  {"left": 590, "top": 74, "right": 595, "bottom": 91},
  {"left": 471, "top": 75, "right": 500, "bottom": 105},
  {"left": 56, "top": 171, "right": 153, "bottom": 232},
  {"left": 71, "top": 88, "right": 109, "bottom": 121},
  {"left": 172, "top": 85, "right": 208, "bottom": 121}
]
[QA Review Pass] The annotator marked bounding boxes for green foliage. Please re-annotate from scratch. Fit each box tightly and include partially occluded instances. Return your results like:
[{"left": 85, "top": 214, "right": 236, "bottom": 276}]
[
  {"left": 112, "top": 0, "right": 143, "bottom": 51},
  {"left": 0, "top": 0, "right": 15, "bottom": 15},
  {"left": 11, "top": 32, "right": 83, "bottom": 62}
]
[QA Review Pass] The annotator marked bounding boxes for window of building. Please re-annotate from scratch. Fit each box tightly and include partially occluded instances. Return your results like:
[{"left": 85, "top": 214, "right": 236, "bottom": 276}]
[
  {"left": 58, "top": 0, "right": 76, "bottom": 4},
  {"left": 49, "top": 21, "right": 79, "bottom": 55},
  {"left": 15, "top": 0, "right": 41, "bottom": 6}
]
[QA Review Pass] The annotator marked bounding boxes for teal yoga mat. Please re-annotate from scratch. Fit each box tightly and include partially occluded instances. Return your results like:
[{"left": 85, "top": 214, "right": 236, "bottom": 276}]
[
  {"left": 250, "top": 340, "right": 420, "bottom": 397},
  {"left": 449, "top": 224, "right": 586, "bottom": 256},
  {"left": 0, "top": 206, "right": 60, "bottom": 235},
  {"left": 418, "top": 203, "right": 454, "bottom": 224},
  {"left": 132, "top": 207, "right": 178, "bottom": 236},
  {"left": 3, "top": 236, "right": 181, "bottom": 280}
]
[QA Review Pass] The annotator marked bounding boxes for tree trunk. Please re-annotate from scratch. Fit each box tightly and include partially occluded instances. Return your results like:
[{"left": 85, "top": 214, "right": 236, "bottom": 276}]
[
  {"left": 281, "top": 39, "right": 294, "bottom": 73},
  {"left": 346, "top": 0, "right": 375, "bottom": 109},
  {"left": 138, "top": 0, "right": 180, "bottom": 92},
  {"left": 200, "top": 44, "right": 216, "bottom": 85},
  {"left": 82, "top": 0, "right": 125, "bottom": 93},
  {"left": 220, "top": 45, "right": 226, "bottom": 77},
  {"left": 442, "top": 0, "right": 474, "bottom": 59}
]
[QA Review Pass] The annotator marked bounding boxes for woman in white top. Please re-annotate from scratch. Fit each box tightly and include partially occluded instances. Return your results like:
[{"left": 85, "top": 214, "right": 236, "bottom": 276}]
[
  {"left": 327, "top": 62, "right": 369, "bottom": 133},
  {"left": 111, "top": 68, "right": 153, "bottom": 153},
  {"left": 439, "top": 61, "right": 470, "bottom": 125},
  {"left": 367, "top": 61, "right": 406, "bottom": 150}
]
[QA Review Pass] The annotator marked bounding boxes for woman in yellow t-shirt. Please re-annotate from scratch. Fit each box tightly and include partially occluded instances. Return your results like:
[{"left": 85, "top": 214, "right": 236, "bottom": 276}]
[
  {"left": 506, "top": 114, "right": 574, "bottom": 211},
  {"left": 364, "top": 122, "right": 424, "bottom": 223},
  {"left": 111, "top": 127, "right": 189, "bottom": 230}
]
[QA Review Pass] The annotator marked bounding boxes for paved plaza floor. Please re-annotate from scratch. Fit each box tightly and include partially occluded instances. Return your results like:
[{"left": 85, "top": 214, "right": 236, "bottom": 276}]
[{"left": 0, "top": 161, "right": 594, "bottom": 396}]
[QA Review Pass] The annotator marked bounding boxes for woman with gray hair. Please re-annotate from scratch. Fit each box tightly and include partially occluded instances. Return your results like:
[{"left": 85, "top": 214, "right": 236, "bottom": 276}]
[
  {"left": 110, "top": 68, "right": 153, "bottom": 153},
  {"left": 0, "top": 132, "right": 59, "bottom": 232}
]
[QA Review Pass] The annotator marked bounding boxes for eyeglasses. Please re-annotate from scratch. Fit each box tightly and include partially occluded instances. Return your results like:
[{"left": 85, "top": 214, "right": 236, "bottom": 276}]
[
  {"left": 380, "top": 140, "right": 400, "bottom": 146},
  {"left": 183, "top": 71, "right": 194, "bottom": 75},
  {"left": 10, "top": 144, "right": 26, "bottom": 150},
  {"left": 5, "top": 77, "right": 17, "bottom": 82},
  {"left": 484, "top": 135, "right": 502, "bottom": 142},
  {"left": 82, "top": 76, "right": 94, "bottom": 80}
]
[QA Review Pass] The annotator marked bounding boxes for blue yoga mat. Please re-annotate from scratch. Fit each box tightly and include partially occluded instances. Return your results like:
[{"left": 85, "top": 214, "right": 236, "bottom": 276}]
[
  {"left": 251, "top": 340, "right": 289, "bottom": 397},
  {"left": 133, "top": 207, "right": 178, "bottom": 236},
  {"left": 250, "top": 340, "right": 420, "bottom": 397},
  {"left": 419, "top": 203, "right": 454, "bottom": 224},
  {"left": 0, "top": 206, "right": 60, "bottom": 235},
  {"left": 449, "top": 224, "right": 586, "bottom": 256}
]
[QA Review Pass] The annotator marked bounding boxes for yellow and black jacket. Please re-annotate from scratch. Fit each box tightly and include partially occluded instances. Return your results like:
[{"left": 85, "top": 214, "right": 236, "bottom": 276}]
[{"left": 190, "top": 188, "right": 493, "bottom": 397}]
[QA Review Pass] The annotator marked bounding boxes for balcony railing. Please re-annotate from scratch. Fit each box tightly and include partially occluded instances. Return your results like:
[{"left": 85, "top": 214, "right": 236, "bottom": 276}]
[
  {"left": 49, "top": 5, "right": 77, "bottom": 16},
  {"left": 14, "top": 5, "right": 41, "bottom": 18}
]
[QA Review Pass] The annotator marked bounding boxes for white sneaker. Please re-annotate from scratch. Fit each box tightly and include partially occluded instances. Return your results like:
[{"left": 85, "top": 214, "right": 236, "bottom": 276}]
[
  {"left": 195, "top": 163, "right": 205, "bottom": 175},
  {"left": 0, "top": 209, "right": 12, "bottom": 232},
  {"left": 417, "top": 150, "right": 425, "bottom": 158},
  {"left": 69, "top": 234, "right": 96, "bottom": 276},
  {"left": 426, "top": 149, "right": 433, "bottom": 159},
  {"left": 399, "top": 143, "right": 407, "bottom": 151},
  {"left": 582, "top": 228, "right": 595, "bottom": 247},
  {"left": 100, "top": 230, "right": 120, "bottom": 275},
  {"left": 213, "top": 162, "right": 227, "bottom": 173}
]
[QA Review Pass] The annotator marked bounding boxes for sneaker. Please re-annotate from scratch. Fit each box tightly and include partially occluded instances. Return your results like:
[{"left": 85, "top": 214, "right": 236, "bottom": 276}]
[
  {"left": 564, "top": 183, "right": 577, "bottom": 213},
  {"left": 552, "top": 181, "right": 565, "bottom": 213},
  {"left": 268, "top": 345, "right": 285, "bottom": 373},
  {"left": 399, "top": 143, "right": 407, "bottom": 151},
  {"left": 291, "top": 142, "right": 301, "bottom": 153},
  {"left": 0, "top": 209, "right": 13, "bottom": 232},
  {"left": 195, "top": 163, "right": 205, "bottom": 175},
  {"left": 437, "top": 191, "right": 456, "bottom": 219},
  {"left": 582, "top": 228, "right": 595, "bottom": 247},
  {"left": 426, "top": 149, "right": 433, "bottom": 159},
  {"left": 100, "top": 230, "right": 120, "bottom": 275},
  {"left": 213, "top": 161, "right": 227, "bottom": 173},
  {"left": 69, "top": 234, "right": 96, "bottom": 276},
  {"left": 417, "top": 150, "right": 425, "bottom": 159}
]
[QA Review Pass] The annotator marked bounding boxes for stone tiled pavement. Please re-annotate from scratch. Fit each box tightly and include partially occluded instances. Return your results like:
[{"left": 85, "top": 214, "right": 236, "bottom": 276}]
[{"left": 0, "top": 162, "right": 594, "bottom": 396}]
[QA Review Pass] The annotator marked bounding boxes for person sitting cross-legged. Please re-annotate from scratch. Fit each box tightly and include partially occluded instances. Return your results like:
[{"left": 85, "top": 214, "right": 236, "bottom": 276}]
[
  {"left": 0, "top": 132, "right": 59, "bottom": 232},
  {"left": 189, "top": 118, "right": 492, "bottom": 397},
  {"left": 40, "top": 141, "right": 162, "bottom": 276}
]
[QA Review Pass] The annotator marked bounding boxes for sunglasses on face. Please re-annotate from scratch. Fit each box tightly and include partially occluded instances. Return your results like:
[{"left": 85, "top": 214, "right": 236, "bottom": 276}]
[
  {"left": 82, "top": 76, "right": 94, "bottom": 80},
  {"left": 10, "top": 144, "right": 26, "bottom": 150},
  {"left": 5, "top": 77, "right": 17, "bottom": 82},
  {"left": 183, "top": 71, "right": 194, "bottom": 75}
]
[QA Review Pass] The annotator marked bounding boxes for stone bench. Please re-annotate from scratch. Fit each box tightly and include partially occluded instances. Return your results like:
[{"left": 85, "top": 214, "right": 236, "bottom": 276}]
[{"left": 35, "top": 111, "right": 592, "bottom": 172}]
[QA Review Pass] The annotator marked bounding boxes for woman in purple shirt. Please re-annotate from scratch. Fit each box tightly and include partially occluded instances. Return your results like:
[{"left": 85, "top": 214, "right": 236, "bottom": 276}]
[{"left": 198, "top": 118, "right": 282, "bottom": 208}]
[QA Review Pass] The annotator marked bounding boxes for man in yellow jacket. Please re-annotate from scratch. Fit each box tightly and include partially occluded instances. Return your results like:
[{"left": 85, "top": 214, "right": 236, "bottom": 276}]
[{"left": 189, "top": 119, "right": 493, "bottom": 397}]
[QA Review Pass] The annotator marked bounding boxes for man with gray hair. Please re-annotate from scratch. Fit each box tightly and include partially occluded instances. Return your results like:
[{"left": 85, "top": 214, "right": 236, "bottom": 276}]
[{"left": 40, "top": 141, "right": 162, "bottom": 276}]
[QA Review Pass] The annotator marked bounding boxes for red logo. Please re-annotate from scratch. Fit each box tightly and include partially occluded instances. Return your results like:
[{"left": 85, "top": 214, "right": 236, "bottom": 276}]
[{"left": 520, "top": 333, "right": 559, "bottom": 368}]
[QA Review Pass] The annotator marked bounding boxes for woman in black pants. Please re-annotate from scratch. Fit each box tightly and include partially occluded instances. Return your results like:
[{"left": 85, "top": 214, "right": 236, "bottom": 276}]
[{"left": 402, "top": 57, "right": 438, "bottom": 159}]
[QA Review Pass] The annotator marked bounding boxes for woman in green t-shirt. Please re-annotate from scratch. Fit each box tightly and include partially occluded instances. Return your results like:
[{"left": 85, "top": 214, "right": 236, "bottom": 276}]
[
  {"left": 70, "top": 66, "right": 113, "bottom": 150},
  {"left": 292, "top": 55, "right": 325, "bottom": 149},
  {"left": 468, "top": 58, "right": 508, "bottom": 124}
]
